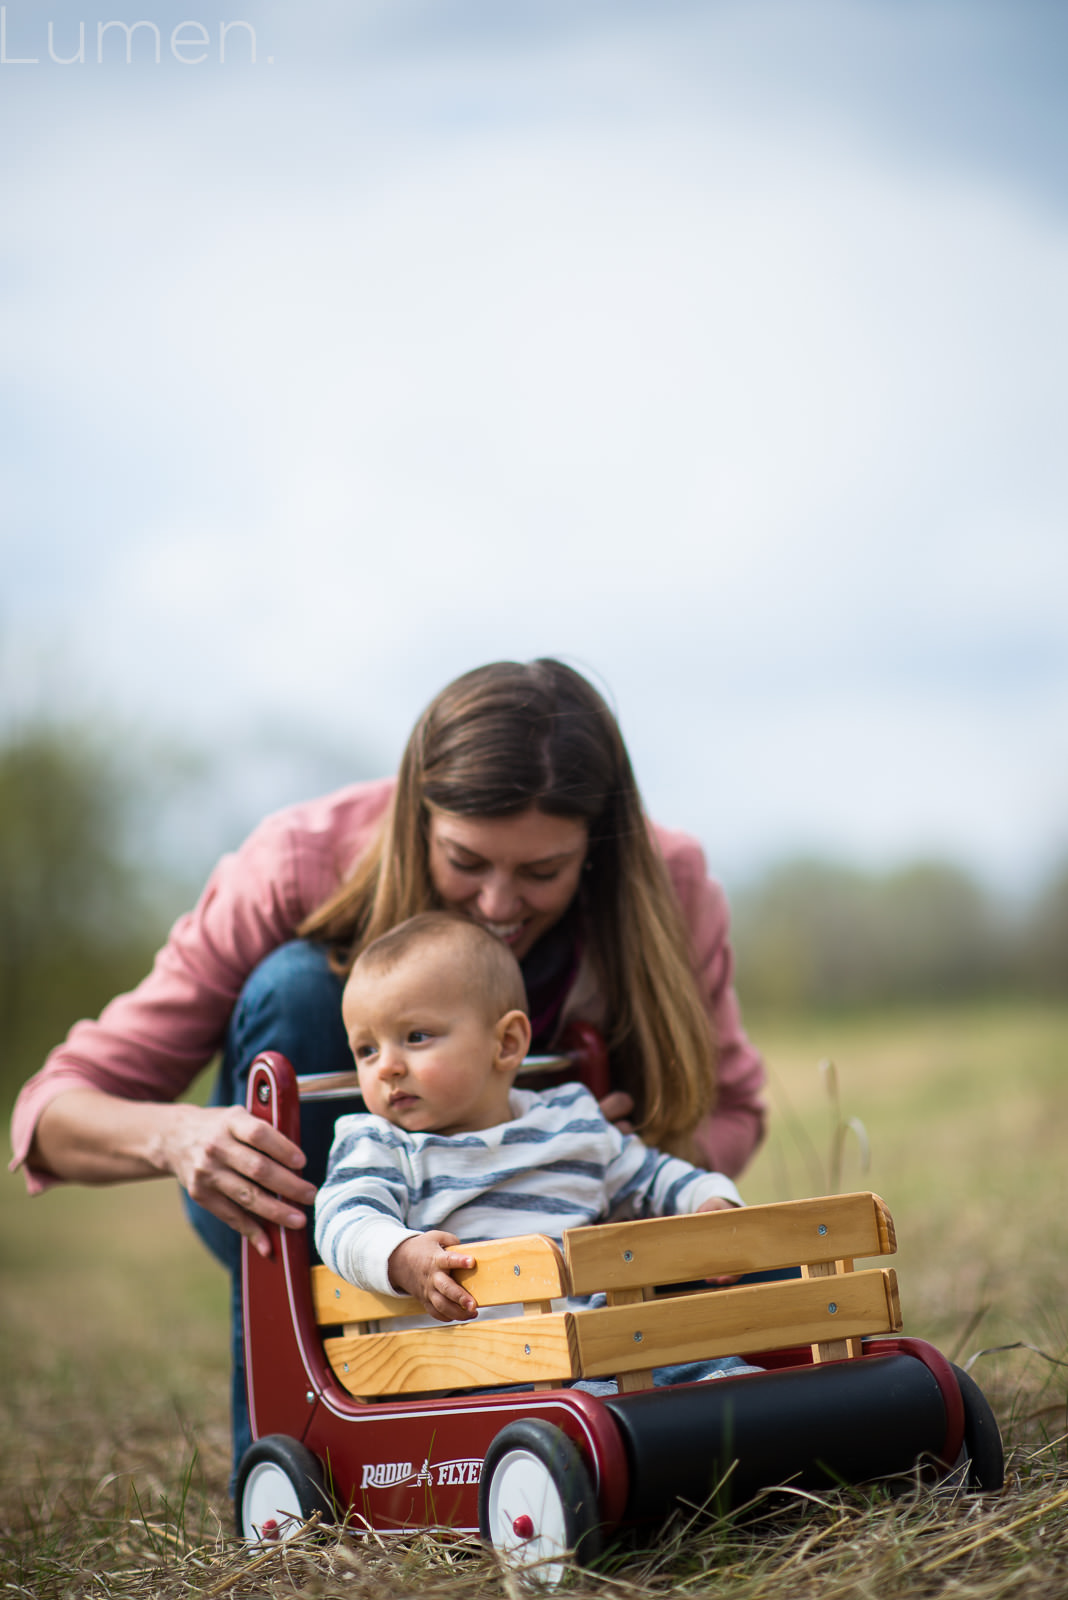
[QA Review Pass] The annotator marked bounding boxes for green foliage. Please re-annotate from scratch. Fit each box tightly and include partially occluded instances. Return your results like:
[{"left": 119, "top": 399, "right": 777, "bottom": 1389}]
[
  {"left": 732, "top": 856, "right": 1062, "bottom": 1012},
  {"left": 0, "top": 721, "right": 184, "bottom": 1100},
  {"left": 1019, "top": 862, "right": 1068, "bottom": 995}
]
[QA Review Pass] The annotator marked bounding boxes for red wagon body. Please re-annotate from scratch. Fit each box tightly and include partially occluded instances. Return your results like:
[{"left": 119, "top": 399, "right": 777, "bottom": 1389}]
[{"left": 238, "top": 1051, "right": 1003, "bottom": 1577}]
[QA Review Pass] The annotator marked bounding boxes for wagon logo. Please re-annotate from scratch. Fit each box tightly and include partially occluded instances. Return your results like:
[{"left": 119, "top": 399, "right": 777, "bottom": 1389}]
[{"left": 360, "top": 1456, "right": 482, "bottom": 1490}]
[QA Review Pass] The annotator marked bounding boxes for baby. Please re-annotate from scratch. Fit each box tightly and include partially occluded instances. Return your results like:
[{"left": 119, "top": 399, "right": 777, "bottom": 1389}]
[{"left": 314, "top": 910, "right": 742, "bottom": 1323}]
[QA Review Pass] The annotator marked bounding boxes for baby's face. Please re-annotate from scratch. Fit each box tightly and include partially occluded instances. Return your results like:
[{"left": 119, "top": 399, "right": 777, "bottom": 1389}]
[{"left": 342, "top": 948, "right": 514, "bottom": 1135}]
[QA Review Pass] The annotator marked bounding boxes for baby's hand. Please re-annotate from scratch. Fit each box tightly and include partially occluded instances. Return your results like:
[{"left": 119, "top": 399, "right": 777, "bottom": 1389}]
[{"left": 388, "top": 1231, "right": 478, "bottom": 1322}]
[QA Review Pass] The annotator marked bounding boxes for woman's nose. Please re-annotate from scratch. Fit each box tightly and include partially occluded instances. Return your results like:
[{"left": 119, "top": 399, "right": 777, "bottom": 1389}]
[{"left": 477, "top": 875, "right": 521, "bottom": 922}]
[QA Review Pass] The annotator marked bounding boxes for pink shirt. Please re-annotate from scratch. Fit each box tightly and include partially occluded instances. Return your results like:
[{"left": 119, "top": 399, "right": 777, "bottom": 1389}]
[{"left": 10, "top": 779, "right": 766, "bottom": 1189}]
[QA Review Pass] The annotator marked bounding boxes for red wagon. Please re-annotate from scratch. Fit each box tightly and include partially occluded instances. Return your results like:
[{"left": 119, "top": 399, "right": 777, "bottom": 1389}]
[{"left": 236, "top": 1049, "right": 1003, "bottom": 1583}]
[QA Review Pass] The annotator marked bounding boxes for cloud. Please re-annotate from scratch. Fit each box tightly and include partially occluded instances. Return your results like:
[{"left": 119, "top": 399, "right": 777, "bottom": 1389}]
[{"left": 4, "top": 0, "right": 1067, "bottom": 886}]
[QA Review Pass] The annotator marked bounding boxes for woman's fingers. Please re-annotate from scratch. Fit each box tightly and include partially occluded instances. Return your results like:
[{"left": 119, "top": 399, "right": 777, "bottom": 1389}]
[
  {"left": 170, "top": 1105, "right": 317, "bottom": 1242},
  {"left": 198, "top": 1187, "right": 277, "bottom": 1258},
  {"left": 598, "top": 1090, "right": 635, "bottom": 1130},
  {"left": 222, "top": 1109, "right": 318, "bottom": 1206}
]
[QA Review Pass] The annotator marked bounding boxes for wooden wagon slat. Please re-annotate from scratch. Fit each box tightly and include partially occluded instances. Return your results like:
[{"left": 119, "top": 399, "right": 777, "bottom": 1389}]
[
  {"left": 570, "top": 1268, "right": 901, "bottom": 1378},
  {"left": 325, "top": 1310, "right": 578, "bottom": 1397},
  {"left": 312, "top": 1234, "right": 568, "bottom": 1325},
  {"left": 564, "top": 1192, "right": 895, "bottom": 1295},
  {"left": 322, "top": 1268, "right": 900, "bottom": 1397}
]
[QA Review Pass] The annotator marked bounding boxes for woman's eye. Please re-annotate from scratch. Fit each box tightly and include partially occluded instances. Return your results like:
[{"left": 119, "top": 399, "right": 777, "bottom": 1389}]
[
  {"left": 524, "top": 868, "right": 560, "bottom": 883},
  {"left": 448, "top": 857, "right": 484, "bottom": 875}
]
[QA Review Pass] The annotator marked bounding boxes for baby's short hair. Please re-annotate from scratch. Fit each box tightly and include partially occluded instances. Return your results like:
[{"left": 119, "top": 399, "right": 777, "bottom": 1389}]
[{"left": 352, "top": 911, "right": 528, "bottom": 1022}]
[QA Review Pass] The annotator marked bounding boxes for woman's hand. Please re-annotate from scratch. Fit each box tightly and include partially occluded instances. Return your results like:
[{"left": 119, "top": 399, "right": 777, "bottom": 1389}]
[
  {"left": 31, "top": 1090, "right": 317, "bottom": 1259},
  {"left": 162, "top": 1103, "right": 318, "bottom": 1257},
  {"left": 598, "top": 1090, "right": 635, "bottom": 1136},
  {"left": 388, "top": 1231, "right": 478, "bottom": 1321}
]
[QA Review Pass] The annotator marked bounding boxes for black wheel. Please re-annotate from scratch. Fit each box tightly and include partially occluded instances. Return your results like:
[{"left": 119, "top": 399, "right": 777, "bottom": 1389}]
[
  {"left": 950, "top": 1364, "right": 1005, "bottom": 1491},
  {"left": 479, "top": 1418, "right": 603, "bottom": 1585},
  {"left": 235, "top": 1434, "right": 332, "bottom": 1541}
]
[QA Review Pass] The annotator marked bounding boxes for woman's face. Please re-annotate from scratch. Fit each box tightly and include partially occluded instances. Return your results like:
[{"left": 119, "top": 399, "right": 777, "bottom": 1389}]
[{"left": 426, "top": 807, "right": 589, "bottom": 960}]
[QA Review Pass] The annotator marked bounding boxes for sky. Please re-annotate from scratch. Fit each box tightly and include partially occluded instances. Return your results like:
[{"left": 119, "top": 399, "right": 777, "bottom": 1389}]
[{"left": 4, "top": 0, "right": 1067, "bottom": 894}]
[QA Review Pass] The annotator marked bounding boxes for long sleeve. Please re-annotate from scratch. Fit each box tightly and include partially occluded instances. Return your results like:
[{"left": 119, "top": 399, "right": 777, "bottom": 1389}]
[
  {"left": 313, "top": 1117, "right": 420, "bottom": 1294},
  {"left": 603, "top": 1122, "right": 742, "bottom": 1217}
]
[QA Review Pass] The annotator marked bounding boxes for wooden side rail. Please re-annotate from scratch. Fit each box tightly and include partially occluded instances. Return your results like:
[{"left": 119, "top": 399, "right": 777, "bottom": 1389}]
[
  {"left": 315, "top": 1235, "right": 572, "bottom": 1401},
  {"left": 312, "top": 1234, "right": 569, "bottom": 1326},
  {"left": 563, "top": 1193, "right": 896, "bottom": 1295},
  {"left": 571, "top": 1270, "right": 901, "bottom": 1381},
  {"left": 325, "top": 1311, "right": 579, "bottom": 1397},
  {"left": 314, "top": 1194, "right": 902, "bottom": 1400}
]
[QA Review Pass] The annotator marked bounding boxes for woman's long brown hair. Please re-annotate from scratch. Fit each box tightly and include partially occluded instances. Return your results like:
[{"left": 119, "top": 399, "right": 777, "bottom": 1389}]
[{"left": 298, "top": 659, "right": 715, "bottom": 1153}]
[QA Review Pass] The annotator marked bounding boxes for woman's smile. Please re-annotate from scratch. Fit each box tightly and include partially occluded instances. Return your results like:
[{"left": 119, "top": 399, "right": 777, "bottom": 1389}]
[{"left": 426, "top": 808, "right": 588, "bottom": 960}]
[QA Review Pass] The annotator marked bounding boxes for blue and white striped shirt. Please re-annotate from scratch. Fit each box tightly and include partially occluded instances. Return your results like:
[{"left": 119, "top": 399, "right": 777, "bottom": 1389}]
[{"left": 314, "top": 1082, "right": 742, "bottom": 1295}]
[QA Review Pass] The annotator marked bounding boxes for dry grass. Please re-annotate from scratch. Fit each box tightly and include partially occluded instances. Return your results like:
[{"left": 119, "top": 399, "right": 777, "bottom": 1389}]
[{"left": 3, "top": 999, "right": 1067, "bottom": 1596}]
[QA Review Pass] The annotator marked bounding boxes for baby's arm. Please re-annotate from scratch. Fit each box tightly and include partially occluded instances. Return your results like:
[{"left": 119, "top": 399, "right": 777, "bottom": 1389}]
[
  {"left": 316, "top": 1119, "right": 482, "bottom": 1320},
  {"left": 601, "top": 1111, "right": 743, "bottom": 1218},
  {"left": 387, "top": 1232, "right": 478, "bottom": 1322},
  {"left": 315, "top": 1117, "right": 421, "bottom": 1292}
]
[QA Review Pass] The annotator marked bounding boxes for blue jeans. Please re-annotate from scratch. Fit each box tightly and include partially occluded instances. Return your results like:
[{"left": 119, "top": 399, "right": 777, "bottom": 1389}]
[{"left": 183, "top": 940, "right": 351, "bottom": 1491}]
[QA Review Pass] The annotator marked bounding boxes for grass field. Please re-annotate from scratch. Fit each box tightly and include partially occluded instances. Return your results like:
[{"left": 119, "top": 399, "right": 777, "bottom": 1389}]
[{"left": 2, "top": 999, "right": 1067, "bottom": 1596}]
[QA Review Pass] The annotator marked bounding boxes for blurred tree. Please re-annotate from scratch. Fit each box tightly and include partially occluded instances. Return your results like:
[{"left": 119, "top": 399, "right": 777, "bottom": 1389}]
[
  {"left": 0, "top": 714, "right": 380, "bottom": 1106},
  {"left": 731, "top": 857, "right": 1010, "bottom": 1012},
  {"left": 879, "top": 862, "right": 1005, "bottom": 1001},
  {"left": 0, "top": 723, "right": 183, "bottom": 1102},
  {"left": 1020, "top": 860, "right": 1068, "bottom": 996}
]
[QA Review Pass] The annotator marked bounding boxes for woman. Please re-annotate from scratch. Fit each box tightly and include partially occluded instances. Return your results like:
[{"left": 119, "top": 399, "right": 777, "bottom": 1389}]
[{"left": 10, "top": 659, "right": 766, "bottom": 1471}]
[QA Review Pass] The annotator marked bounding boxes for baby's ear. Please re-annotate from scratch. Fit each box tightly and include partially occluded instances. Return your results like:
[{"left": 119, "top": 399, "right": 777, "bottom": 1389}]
[{"left": 494, "top": 1009, "right": 532, "bottom": 1073}]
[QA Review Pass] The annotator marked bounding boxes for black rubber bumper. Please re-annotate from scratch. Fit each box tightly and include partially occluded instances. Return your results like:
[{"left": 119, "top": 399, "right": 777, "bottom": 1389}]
[{"left": 603, "top": 1353, "right": 950, "bottom": 1521}]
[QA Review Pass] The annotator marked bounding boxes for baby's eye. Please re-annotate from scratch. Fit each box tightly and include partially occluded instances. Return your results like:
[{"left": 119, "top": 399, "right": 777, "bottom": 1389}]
[
  {"left": 407, "top": 1029, "right": 432, "bottom": 1044},
  {"left": 354, "top": 1042, "right": 378, "bottom": 1061}
]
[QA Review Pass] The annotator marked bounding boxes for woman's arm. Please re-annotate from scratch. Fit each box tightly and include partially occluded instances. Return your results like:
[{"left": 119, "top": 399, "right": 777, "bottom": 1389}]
[
  {"left": 31, "top": 1089, "right": 316, "bottom": 1257},
  {"left": 10, "top": 779, "right": 396, "bottom": 1195}
]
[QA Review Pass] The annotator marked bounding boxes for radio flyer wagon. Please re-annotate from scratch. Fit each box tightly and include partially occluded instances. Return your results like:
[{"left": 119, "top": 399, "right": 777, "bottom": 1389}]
[{"left": 236, "top": 1046, "right": 1004, "bottom": 1583}]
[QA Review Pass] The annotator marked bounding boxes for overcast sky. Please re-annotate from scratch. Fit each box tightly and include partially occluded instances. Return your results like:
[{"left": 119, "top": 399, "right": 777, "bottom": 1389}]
[{"left": 4, "top": 0, "right": 1067, "bottom": 892}]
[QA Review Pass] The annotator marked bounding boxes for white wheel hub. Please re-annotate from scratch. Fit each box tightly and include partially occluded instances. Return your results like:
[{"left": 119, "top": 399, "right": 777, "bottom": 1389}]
[
  {"left": 240, "top": 1460, "right": 306, "bottom": 1543},
  {"left": 486, "top": 1446, "right": 570, "bottom": 1586}
]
